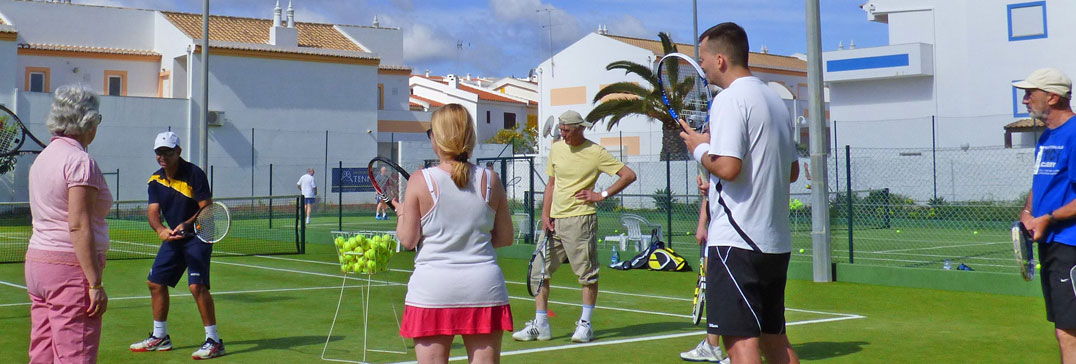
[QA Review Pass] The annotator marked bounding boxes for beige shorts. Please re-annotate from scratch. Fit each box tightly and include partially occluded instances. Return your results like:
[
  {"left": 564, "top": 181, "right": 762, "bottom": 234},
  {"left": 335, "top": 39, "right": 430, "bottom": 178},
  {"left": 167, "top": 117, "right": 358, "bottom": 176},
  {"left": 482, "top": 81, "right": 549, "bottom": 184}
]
[{"left": 541, "top": 214, "right": 599, "bottom": 285}]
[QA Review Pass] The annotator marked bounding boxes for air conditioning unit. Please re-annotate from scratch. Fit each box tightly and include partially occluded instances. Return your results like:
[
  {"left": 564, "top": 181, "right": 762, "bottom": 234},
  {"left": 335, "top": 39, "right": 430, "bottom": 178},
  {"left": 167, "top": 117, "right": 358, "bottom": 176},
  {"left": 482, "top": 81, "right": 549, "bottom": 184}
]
[{"left": 206, "top": 111, "right": 224, "bottom": 126}]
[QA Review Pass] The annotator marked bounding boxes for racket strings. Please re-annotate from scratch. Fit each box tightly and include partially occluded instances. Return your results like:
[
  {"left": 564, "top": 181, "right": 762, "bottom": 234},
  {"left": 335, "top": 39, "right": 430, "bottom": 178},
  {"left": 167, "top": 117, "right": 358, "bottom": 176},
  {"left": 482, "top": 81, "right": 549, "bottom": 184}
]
[
  {"left": 0, "top": 115, "right": 22, "bottom": 154},
  {"left": 195, "top": 205, "right": 229, "bottom": 241},
  {"left": 659, "top": 60, "right": 711, "bottom": 131}
]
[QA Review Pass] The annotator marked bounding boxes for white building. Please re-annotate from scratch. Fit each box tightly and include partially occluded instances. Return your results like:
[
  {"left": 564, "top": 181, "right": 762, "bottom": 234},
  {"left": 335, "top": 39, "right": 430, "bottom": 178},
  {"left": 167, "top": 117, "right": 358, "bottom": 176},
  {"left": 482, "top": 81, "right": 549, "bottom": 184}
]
[
  {"left": 0, "top": 0, "right": 426, "bottom": 201},
  {"left": 537, "top": 31, "right": 818, "bottom": 159},
  {"left": 823, "top": 0, "right": 1076, "bottom": 149},
  {"left": 409, "top": 73, "right": 534, "bottom": 144}
]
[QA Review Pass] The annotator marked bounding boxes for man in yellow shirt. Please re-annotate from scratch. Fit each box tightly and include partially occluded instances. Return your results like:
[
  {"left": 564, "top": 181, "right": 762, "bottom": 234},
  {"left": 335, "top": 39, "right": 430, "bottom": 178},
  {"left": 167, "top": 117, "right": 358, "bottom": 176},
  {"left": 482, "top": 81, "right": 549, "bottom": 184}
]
[{"left": 513, "top": 110, "right": 636, "bottom": 343}]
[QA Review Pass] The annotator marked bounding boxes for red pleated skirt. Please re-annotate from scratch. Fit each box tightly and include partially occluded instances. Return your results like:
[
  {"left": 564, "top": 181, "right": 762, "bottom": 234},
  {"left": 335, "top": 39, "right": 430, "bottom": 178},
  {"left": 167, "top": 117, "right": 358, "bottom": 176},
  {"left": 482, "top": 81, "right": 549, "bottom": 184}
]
[{"left": 399, "top": 304, "right": 514, "bottom": 338}]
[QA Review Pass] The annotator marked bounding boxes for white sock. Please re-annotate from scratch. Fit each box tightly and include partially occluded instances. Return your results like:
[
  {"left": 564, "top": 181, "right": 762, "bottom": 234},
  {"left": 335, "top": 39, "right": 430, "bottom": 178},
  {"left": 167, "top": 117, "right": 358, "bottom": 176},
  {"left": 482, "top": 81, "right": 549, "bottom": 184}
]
[
  {"left": 153, "top": 320, "right": 167, "bottom": 338},
  {"left": 534, "top": 311, "right": 548, "bottom": 325},
  {"left": 205, "top": 325, "right": 220, "bottom": 342},
  {"left": 581, "top": 305, "right": 594, "bottom": 323}
]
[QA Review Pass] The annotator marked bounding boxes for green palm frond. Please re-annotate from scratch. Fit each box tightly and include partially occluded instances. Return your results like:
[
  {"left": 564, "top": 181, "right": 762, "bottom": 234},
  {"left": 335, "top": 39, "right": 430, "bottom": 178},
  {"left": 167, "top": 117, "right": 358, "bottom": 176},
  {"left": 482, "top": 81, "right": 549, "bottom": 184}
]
[
  {"left": 592, "top": 82, "right": 652, "bottom": 102},
  {"left": 606, "top": 61, "right": 656, "bottom": 83}
]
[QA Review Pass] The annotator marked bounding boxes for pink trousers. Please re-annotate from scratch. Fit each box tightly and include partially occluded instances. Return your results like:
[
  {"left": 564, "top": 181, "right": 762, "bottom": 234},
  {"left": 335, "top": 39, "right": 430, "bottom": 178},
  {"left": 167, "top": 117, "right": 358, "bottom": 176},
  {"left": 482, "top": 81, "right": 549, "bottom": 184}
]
[{"left": 24, "top": 249, "right": 106, "bottom": 364}]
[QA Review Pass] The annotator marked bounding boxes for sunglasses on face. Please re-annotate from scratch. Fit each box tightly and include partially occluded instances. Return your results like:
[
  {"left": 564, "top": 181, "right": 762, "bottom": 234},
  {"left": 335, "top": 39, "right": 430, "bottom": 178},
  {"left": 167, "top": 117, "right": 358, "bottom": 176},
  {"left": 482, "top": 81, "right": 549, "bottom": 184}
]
[{"left": 155, "top": 148, "right": 177, "bottom": 157}]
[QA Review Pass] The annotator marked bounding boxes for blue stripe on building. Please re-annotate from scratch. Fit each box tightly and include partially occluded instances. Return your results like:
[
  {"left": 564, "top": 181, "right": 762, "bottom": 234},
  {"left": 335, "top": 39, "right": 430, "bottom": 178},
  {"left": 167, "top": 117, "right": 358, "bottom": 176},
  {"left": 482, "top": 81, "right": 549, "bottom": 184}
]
[{"left": 826, "top": 54, "right": 910, "bottom": 72}]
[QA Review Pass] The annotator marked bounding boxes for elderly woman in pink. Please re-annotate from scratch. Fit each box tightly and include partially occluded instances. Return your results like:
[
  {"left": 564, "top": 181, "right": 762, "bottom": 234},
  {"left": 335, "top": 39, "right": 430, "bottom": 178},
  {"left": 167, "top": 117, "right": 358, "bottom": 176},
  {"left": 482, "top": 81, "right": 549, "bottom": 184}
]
[{"left": 24, "top": 85, "right": 110, "bottom": 363}]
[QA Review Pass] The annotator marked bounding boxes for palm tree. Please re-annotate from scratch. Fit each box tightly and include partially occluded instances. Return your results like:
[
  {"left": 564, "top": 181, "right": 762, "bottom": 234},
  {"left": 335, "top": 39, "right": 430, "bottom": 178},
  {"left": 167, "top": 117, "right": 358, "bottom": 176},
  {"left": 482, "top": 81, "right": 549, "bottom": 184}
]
[{"left": 585, "top": 32, "right": 690, "bottom": 161}]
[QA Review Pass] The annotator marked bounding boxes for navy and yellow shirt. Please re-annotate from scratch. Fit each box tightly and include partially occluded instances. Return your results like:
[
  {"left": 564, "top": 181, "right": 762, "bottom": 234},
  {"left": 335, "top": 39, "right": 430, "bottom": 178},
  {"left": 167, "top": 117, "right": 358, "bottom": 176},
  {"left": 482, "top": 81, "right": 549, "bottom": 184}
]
[{"left": 148, "top": 159, "right": 212, "bottom": 229}]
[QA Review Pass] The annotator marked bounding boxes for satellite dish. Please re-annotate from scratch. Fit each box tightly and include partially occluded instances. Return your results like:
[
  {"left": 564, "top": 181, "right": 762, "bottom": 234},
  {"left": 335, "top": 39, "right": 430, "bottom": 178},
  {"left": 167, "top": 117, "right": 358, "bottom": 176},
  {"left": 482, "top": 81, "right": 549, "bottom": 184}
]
[{"left": 542, "top": 115, "right": 555, "bottom": 137}]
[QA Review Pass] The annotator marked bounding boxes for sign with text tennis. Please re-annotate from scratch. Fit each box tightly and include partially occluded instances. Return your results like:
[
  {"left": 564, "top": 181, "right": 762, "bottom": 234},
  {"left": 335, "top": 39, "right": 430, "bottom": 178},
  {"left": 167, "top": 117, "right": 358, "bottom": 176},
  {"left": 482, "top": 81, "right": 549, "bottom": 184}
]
[{"left": 331, "top": 167, "right": 373, "bottom": 192}]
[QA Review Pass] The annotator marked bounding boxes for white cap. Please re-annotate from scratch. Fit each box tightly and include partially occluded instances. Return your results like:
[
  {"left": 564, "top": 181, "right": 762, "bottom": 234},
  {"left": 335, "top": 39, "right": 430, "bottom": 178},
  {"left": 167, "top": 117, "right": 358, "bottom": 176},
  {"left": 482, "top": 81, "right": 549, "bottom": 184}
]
[
  {"left": 1013, "top": 68, "right": 1072, "bottom": 99},
  {"left": 153, "top": 131, "right": 180, "bottom": 150}
]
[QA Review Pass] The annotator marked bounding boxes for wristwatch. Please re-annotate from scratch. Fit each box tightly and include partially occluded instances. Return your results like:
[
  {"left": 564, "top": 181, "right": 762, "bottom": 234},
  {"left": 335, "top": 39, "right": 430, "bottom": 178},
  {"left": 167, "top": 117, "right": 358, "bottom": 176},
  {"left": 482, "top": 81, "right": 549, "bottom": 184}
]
[{"left": 600, "top": 190, "right": 609, "bottom": 199}]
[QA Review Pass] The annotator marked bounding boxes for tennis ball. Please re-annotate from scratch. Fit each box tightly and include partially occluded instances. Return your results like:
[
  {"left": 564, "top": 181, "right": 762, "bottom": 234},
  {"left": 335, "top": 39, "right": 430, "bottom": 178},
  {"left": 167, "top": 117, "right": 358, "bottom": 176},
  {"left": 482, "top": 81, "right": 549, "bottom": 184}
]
[
  {"left": 799, "top": 248, "right": 805, "bottom": 253},
  {"left": 338, "top": 255, "right": 345, "bottom": 264},
  {"left": 615, "top": 229, "right": 619, "bottom": 233},
  {"left": 1037, "top": 263, "right": 1042, "bottom": 270},
  {"left": 896, "top": 229, "right": 901, "bottom": 233},
  {"left": 366, "top": 260, "right": 377, "bottom": 273},
  {"left": 340, "top": 264, "right": 348, "bottom": 273},
  {"left": 973, "top": 231, "right": 979, "bottom": 235}
]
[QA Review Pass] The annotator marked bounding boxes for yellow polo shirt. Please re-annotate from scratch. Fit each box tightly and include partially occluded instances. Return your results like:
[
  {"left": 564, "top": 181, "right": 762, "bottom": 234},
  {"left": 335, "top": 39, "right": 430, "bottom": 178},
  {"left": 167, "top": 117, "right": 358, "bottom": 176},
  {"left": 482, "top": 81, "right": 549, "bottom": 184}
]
[{"left": 547, "top": 140, "right": 625, "bottom": 218}]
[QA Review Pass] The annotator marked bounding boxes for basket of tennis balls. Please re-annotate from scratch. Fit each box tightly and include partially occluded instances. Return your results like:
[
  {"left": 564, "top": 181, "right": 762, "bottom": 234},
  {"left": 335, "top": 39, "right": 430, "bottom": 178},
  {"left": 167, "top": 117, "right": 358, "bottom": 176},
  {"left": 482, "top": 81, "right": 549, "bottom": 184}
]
[{"left": 333, "top": 233, "right": 399, "bottom": 275}]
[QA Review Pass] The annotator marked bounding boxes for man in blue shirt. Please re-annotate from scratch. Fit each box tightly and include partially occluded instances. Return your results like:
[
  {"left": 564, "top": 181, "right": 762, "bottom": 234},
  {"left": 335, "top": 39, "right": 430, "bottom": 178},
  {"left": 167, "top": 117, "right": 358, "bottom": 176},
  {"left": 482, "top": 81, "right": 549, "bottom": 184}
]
[
  {"left": 1015, "top": 68, "right": 1076, "bottom": 363},
  {"left": 129, "top": 131, "right": 225, "bottom": 359}
]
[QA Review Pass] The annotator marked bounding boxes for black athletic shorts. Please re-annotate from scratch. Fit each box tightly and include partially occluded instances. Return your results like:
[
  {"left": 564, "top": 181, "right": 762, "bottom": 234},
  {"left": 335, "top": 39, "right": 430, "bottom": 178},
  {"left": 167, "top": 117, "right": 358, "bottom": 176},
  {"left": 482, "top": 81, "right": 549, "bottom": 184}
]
[
  {"left": 1040, "top": 242, "right": 1076, "bottom": 329},
  {"left": 705, "top": 245, "right": 790, "bottom": 337}
]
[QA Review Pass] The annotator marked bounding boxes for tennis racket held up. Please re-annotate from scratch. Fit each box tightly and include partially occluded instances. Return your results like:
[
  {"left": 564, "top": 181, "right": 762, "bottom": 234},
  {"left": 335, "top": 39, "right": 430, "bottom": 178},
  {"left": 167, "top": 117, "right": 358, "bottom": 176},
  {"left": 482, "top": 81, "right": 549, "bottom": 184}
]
[
  {"left": 368, "top": 157, "right": 411, "bottom": 211},
  {"left": 0, "top": 105, "right": 47, "bottom": 157},
  {"left": 655, "top": 53, "right": 712, "bottom": 134}
]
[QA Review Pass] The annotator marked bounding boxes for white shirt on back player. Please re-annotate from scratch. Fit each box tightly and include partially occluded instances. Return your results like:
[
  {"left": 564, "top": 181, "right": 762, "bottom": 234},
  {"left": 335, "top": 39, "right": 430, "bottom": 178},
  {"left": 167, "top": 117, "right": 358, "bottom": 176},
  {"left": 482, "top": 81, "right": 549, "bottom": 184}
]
[
  {"left": 705, "top": 76, "right": 796, "bottom": 254},
  {"left": 297, "top": 173, "right": 316, "bottom": 198}
]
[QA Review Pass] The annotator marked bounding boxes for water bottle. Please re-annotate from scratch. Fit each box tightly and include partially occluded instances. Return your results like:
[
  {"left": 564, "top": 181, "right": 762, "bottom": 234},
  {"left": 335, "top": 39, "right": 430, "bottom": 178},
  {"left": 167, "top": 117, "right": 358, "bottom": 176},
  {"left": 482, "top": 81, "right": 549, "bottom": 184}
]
[
  {"left": 611, "top": 245, "right": 620, "bottom": 265},
  {"left": 942, "top": 258, "right": 952, "bottom": 270}
]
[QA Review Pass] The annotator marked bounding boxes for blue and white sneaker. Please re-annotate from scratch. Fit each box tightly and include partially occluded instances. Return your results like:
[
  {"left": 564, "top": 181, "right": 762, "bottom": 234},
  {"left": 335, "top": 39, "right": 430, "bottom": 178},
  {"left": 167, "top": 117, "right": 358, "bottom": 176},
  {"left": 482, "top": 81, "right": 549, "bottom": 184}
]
[
  {"left": 130, "top": 333, "right": 172, "bottom": 352},
  {"left": 191, "top": 338, "right": 225, "bottom": 360}
]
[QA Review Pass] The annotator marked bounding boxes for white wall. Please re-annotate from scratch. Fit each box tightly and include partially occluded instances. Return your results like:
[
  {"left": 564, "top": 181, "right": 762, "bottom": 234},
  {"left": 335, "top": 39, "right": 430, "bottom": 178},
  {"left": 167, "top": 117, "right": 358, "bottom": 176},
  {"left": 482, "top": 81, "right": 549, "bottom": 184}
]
[
  {"left": 336, "top": 25, "right": 403, "bottom": 66},
  {"left": 826, "top": 0, "right": 1076, "bottom": 148},
  {"left": 0, "top": 1, "right": 156, "bottom": 49},
  {"left": 476, "top": 101, "right": 527, "bottom": 142},
  {"left": 0, "top": 38, "right": 16, "bottom": 101},
  {"left": 17, "top": 55, "right": 161, "bottom": 96},
  {"left": 378, "top": 73, "right": 409, "bottom": 111}
]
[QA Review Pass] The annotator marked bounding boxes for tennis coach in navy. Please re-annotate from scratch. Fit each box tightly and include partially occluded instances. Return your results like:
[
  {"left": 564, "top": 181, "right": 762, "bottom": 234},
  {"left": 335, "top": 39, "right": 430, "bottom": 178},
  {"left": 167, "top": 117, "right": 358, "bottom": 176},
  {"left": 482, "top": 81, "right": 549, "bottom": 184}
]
[{"left": 129, "top": 131, "right": 226, "bottom": 360}]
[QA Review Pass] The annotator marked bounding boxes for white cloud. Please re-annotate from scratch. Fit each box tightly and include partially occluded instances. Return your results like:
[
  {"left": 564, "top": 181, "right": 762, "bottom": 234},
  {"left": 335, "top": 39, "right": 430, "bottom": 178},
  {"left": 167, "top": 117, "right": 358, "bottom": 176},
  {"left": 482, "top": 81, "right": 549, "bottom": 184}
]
[
  {"left": 490, "top": 0, "right": 543, "bottom": 21},
  {"left": 402, "top": 23, "right": 455, "bottom": 63},
  {"left": 607, "top": 14, "right": 651, "bottom": 39}
]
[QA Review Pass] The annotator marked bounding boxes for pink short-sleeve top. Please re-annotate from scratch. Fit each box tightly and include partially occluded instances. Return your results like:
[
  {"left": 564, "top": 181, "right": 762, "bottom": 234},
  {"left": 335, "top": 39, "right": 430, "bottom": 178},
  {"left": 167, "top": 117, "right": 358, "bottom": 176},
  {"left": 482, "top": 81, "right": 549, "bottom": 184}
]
[{"left": 28, "top": 136, "right": 112, "bottom": 253}]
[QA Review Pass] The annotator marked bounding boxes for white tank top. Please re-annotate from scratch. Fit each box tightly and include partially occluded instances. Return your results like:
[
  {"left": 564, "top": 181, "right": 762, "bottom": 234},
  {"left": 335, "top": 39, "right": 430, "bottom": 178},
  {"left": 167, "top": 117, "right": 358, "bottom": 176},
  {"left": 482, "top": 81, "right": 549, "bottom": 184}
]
[{"left": 404, "top": 166, "right": 508, "bottom": 308}]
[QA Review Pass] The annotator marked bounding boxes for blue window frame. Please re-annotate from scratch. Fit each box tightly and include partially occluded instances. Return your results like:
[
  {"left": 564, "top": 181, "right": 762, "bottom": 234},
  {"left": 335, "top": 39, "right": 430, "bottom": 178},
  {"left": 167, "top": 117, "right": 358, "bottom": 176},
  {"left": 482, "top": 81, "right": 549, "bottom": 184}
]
[
  {"left": 1013, "top": 81, "right": 1030, "bottom": 118},
  {"left": 1007, "top": 1, "right": 1047, "bottom": 41}
]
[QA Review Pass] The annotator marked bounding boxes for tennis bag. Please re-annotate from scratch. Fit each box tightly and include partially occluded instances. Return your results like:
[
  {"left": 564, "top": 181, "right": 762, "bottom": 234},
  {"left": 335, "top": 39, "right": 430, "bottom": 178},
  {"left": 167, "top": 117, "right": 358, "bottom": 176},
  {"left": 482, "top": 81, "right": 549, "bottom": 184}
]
[{"left": 609, "top": 230, "right": 690, "bottom": 272}]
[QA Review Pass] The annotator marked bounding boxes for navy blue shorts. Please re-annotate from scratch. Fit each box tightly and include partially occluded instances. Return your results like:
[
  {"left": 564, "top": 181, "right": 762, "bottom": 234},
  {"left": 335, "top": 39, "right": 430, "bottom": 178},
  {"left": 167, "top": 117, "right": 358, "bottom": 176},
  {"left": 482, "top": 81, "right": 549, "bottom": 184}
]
[
  {"left": 304, "top": 197, "right": 316, "bottom": 205},
  {"left": 148, "top": 237, "right": 213, "bottom": 289}
]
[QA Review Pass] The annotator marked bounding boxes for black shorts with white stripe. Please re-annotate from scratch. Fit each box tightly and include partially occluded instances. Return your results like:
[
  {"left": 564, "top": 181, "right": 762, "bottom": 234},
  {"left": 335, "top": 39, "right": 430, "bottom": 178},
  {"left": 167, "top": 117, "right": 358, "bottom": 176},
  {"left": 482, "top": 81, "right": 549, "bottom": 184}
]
[
  {"left": 1040, "top": 242, "right": 1076, "bottom": 329},
  {"left": 705, "top": 245, "right": 790, "bottom": 337}
]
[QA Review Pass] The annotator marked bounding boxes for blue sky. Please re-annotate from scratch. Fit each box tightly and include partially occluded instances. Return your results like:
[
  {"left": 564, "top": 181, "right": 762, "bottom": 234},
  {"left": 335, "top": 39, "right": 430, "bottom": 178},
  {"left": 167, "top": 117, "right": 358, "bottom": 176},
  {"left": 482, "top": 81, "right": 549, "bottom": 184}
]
[{"left": 85, "top": 0, "right": 888, "bottom": 78}]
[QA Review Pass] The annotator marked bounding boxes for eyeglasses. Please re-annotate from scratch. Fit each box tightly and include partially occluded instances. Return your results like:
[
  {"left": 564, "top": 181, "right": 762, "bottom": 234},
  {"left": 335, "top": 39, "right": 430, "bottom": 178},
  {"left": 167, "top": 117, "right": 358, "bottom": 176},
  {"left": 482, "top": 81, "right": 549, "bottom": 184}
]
[
  {"left": 426, "top": 129, "right": 433, "bottom": 140},
  {"left": 155, "top": 148, "right": 177, "bottom": 157}
]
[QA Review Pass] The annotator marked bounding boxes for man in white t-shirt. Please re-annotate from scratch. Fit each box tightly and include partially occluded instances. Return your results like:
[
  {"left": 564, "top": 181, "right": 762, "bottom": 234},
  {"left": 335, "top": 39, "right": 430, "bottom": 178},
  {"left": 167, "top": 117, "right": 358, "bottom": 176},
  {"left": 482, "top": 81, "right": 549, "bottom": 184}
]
[
  {"left": 679, "top": 22, "right": 801, "bottom": 364},
  {"left": 296, "top": 168, "right": 316, "bottom": 224}
]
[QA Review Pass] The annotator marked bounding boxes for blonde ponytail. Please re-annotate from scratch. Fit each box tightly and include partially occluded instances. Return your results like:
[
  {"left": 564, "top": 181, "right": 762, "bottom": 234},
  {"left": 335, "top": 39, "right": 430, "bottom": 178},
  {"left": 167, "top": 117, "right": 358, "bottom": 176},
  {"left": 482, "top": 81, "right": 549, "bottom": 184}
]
[{"left": 430, "top": 104, "right": 476, "bottom": 188}]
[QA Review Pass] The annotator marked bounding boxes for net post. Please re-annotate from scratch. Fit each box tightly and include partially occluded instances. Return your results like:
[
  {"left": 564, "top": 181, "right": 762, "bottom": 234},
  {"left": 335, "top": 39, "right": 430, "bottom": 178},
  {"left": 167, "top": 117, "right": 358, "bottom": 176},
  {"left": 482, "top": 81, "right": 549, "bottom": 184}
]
[
  {"left": 210, "top": 165, "right": 214, "bottom": 195},
  {"left": 883, "top": 187, "right": 891, "bottom": 229},
  {"left": 295, "top": 195, "right": 300, "bottom": 252},
  {"left": 845, "top": 145, "right": 853, "bottom": 264},
  {"left": 269, "top": 164, "right": 273, "bottom": 229},
  {"left": 666, "top": 158, "right": 672, "bottom": 243},
  {"left": 528, "top": 157, "right": 535, "bottom": 245},
  {"left": 338, "top": 160, "right": 343, "bottom": 231}
]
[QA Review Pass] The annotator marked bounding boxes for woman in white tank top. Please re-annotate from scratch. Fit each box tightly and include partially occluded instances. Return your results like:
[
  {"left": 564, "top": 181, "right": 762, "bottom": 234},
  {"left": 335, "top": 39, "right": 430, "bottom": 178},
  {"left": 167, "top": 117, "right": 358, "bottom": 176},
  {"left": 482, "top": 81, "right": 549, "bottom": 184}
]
[{"left": 395, "top": 104, "right": 515, "bottom": 364}]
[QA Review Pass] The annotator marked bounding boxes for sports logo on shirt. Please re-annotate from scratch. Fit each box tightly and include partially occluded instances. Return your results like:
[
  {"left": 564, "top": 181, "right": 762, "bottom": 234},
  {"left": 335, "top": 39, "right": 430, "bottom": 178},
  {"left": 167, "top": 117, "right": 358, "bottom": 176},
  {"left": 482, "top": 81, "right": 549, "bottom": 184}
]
[{"left": 1035, "top": 145, "right": 1063, "bottom": 176}]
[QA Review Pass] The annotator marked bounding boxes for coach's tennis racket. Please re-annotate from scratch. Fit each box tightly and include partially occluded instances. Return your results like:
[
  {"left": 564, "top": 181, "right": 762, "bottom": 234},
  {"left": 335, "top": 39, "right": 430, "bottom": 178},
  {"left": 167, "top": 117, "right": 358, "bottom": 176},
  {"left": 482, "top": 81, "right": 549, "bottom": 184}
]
[
  {"left": 1012, "top": 221, "right": 1035, "bottom": 281},
  {"left": 183, "top": 201, "right": 230, "bottom": 244},
  {"left": 527, "top": 229, "right": 551, "bottom": 297},
  {"left": 691, "top": 244, "right": 707, "bottom": 325},
  {"left": 656, "top": 53, "right": 712, "bottom": 133},
  {"left": 368, "top": 157, "right": 411, "bottom": 211},
  {"left": 0, "top": 105, "right": 47, "bottom": 157}
]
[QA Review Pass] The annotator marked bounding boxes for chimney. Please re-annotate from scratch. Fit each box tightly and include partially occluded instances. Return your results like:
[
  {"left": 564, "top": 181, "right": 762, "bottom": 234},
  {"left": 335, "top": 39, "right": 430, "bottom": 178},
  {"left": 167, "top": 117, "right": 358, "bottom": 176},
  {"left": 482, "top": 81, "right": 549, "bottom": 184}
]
[
  {"left": 446, "top": 74, "right": 458, "bottom": 89},
  {"left": 272, "top": 0, "right": 282, "bottom": 27},
  {"left": 270, "top": 0, "right": 298, "bottom": 47},
  {"left": 760, "top": 45, "right": 768, "bottom": 54},
  {"left": 849, "top": 40, "right": 856, "bottom": 49},
  {"left": 372, "top": 15, "right": 380, "bottom": 28},
  {"left": 425, "top": 69, "right": 430, "bottom": 77},
  {"left": 286, "top": 0, "right": 295, "bottom": 28},
  {"left": 837, "top": 41, "right": 843, "bottom": 50}
]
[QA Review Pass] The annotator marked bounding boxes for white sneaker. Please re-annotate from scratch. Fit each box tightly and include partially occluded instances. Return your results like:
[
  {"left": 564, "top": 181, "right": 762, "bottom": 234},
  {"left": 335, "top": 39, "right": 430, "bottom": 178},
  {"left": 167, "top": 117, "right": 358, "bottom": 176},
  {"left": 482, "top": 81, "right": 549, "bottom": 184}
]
[
  {"left": 511, "top": 320, "right": 552, "bottom": 341},
  {"left": 679, "top": 339, "right": 729, "bottom": 363},
  {"left": 570, "top": 320, "right": 594, "bottom": 343},
  {"left": 191, "top": 338, "right": 226, "bottom": 360}
]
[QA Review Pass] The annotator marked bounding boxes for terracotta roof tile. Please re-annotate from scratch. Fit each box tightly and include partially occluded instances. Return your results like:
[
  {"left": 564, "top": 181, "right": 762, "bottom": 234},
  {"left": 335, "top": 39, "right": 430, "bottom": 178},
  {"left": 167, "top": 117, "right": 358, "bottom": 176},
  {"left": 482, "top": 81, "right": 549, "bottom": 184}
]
[
  {"left": 19, "top": 43, "right": 160, "bottom": 57},
  {"left": 604, "top": 34, "right": 806, "bottom": 73},
  {"left": 410, "top": 95, "right": 445, "bottom": 107},
  {"left": 162, "top": 12, "right": 362, "bottom": 52},
  {"left": 1004, "top": 118, "right": 1044, "bottom": 129},
  {"left": 457, "top": 84, "right": 525, "bottom": 104}
]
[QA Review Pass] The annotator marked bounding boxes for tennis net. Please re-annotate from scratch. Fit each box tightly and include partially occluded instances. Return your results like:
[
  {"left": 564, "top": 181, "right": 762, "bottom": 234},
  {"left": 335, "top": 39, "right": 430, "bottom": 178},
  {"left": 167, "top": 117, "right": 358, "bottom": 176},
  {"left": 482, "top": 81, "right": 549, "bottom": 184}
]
[{"left": 0, "top": 195, "right": 305, "bottom": 263}]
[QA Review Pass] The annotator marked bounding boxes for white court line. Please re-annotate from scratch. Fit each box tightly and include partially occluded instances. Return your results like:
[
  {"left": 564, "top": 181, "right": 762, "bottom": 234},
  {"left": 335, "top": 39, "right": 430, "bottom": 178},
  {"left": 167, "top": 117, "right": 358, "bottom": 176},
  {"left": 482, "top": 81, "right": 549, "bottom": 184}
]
[
  {"left": 247, "top": 254, "right": 697, "bottom": 302},
  {"left": 386, "top": 314, "right": 866, "bottom": 364},
  {"left": 0, "top": 279, "right": 26, "bottom": 290},
  {"left": 0, "top": 284, "right": 379, "bottom": 308},
  {"left": 874, "top": 241, "right": 1007, "bottom": 254}
]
